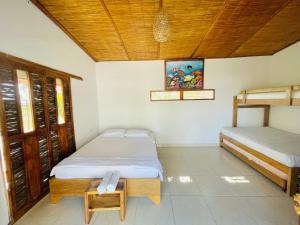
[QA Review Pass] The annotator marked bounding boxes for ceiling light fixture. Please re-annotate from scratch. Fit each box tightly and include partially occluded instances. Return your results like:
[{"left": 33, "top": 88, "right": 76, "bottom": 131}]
[{"left": 153, "top": 7, "right": 170, "bottom": 43}]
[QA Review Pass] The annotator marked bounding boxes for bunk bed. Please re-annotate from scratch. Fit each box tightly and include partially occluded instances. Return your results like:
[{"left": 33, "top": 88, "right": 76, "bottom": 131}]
[
  {"left": 237, "top": 85, "right": 300, "bottom": 106},
  {"left": 220, "top": 85, "right": 300, "bottom": 196}
]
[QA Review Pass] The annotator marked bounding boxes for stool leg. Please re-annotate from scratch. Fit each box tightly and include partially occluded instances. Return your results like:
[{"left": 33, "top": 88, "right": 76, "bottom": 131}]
[
  {"left": 124, "top": 181, "right": 127, "bottom": 213},
  {"left": 84, "top": 193, "right": 92, "bottom": 224},
  {"left": 120, "top": 192, "right": 125, "bottom": 221}
]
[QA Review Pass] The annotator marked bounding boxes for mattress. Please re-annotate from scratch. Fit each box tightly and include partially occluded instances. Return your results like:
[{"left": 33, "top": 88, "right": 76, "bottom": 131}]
[
  {"left": 237, "top": 90, "right": 300, "bottom": 100},
  {"left": 221, "top": 127, "right": 300, "bottom": 167},
  {"left": 50, "top": 136, "right": 163, "bottom": 180}
]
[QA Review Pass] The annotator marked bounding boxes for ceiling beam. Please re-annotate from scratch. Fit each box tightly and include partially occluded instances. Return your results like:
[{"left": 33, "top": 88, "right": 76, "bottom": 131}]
[
  {"left": 190, "top": 0, "right": 228, "bottom": 58},
  {"left": 30, "top": 0, "right": 98, "bottom": 62},
  {"left": 229, "top": 0, "right": 293, "bottom": 57},
  {"left": 98, "top": 0, "right": 130, "bottom": 61}
]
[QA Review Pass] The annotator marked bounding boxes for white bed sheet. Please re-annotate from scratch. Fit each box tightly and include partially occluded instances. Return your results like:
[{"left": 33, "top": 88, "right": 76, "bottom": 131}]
[
  {"left": 221, "top": 127, "right": 300, "bottom": 167},
  {"left": 50, "top": 136, "right": 163, "bottom": 180},
  {"left": 237, "top": 90, "right": 300, "bottom": 100}
]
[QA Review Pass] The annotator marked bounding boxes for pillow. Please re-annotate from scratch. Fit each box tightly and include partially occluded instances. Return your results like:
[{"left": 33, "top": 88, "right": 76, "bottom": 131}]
[
  {"left": 125, "top": 129, "right": 153, "bottom": 138},
  {"left": 100, "top": 129, "right": 125, "bottom": 138}
]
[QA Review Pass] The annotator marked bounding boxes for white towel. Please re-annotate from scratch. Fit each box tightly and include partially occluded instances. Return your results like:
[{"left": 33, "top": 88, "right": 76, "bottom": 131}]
[
  {"left": 106, "top": 171, "right": 120, "bottom": 193},
  {"left": 97, "top": 171, "right": 113, "bottom": 194}
]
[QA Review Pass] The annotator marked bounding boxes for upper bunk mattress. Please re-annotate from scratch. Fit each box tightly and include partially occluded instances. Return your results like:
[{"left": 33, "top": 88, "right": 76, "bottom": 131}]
[
  {"left": 50, "top": 136, "right": 163, "bottom": 180},
  {"left": 237, "top": 90, "right": 300, "bottom": 100},
  {"left": 221, "top": 127, "right": 300, "bottom": 167}
]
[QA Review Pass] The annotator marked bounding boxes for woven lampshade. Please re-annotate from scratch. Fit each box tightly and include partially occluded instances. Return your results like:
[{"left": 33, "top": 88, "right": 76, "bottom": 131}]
[{"left": 153, "top": 9, "right": 170, "bottom": 43}]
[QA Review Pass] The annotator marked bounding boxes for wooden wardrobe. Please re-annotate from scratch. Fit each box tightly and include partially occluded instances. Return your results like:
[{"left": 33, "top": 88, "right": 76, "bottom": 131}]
[{"left": 0, "top": 53, "right": 79, "bottom": 222}]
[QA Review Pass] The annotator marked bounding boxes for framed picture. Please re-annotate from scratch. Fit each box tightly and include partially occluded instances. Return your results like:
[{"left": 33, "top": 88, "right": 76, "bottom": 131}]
[{"left": 165, "top": 59, "right": 204, "bottom": 90}]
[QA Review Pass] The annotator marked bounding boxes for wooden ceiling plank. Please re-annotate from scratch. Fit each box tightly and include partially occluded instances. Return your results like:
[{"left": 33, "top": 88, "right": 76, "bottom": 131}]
[
  {"left": 228, "top": 0, "right": 292, "bottom": 57},
  {"left": 232, "top": 0, "right": 300, "bottom": 56},
  {"left": 194, "top": 0, "right": 290, "bottom": 58},
  {"left": 37, "top": 0, "right": 128, "bottom": 61},
  {"left": 33, "top": 0, "right": 300, "bottom": 60},
  {"left": 31, "top": 0, "right": 97, "bottom": 62},
  {"left": 98, "top": 0, "right": 130, "bottom": 60},
  {"left": 103, "top": 0, "right": 159, "bottom": 60},
  {"left": 190, "top": 0, "right": 228, "bottom": 58},
  {"left": 160, "top": 0, "right": 226, "bottom": 59}
]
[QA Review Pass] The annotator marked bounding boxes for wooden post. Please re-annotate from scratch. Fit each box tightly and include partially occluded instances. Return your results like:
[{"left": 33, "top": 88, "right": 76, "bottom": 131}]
[
  {"left": 287, "top": 86, "right": 293, "bottom": 106},
  {"left": 287, "top": 168, "right": 300, "bottom": 196},
  {"left": 263, "top": 105, "right": 270, "bottom": 127},
  {"left": 232, "top": 96, "right": 238, "bottom": 127}
]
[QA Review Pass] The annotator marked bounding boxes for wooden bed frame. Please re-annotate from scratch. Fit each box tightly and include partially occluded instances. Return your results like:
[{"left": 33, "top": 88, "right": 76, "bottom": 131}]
[
  {"left": 237, "top": 85, "right": 300, "bottom": 106},
  {"left": 49, "top": 177, "right": 161, "bottom": 204},
  {"left": 220, "top": 85, "right": 300, "bottom": 196}
]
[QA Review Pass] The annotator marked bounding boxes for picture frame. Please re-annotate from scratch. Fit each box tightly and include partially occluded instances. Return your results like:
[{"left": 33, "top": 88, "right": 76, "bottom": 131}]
[{"left": 165, "top": 59, "right": 204, "bottom": 90}]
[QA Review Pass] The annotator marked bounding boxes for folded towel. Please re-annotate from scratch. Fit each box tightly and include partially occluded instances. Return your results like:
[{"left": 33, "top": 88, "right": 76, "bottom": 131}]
[
  {"left": 107, "top": 171, "right": 120, "bottom": 193},
  {"left": 97, "top": 171, "right": 113, "bottom": 194}
]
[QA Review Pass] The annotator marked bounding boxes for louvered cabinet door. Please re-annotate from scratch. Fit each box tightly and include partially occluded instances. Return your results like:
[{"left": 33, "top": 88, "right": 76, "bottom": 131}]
[
  {"left": 9, "top": 141, "right": 28, "bottom": 212},
  {"left": 46, "top": 77, "right": 57, "bottom": 128},
  {"left": 31, "top": 73, "right": 51, "bottom": 193},
  {"left": 46, "top": 77, "right": 62, "bottom": 166},
  {"left": 0, "top": 53, "right": 78, "bottom": 221},
  {"left": 23, "top": 134, "right": 41, "bottom": 200},
  {"left": 63, "top": 80, "right": 76, "bottom": 154},
  {"left": 37, "top": 135, "right": 51, "bottom": 192},
  {"left": 0, "top": 68, "right": 29, "bottom": 214},
  {"left": 0, "top": 68, "right": 21, "bottom": 136}
]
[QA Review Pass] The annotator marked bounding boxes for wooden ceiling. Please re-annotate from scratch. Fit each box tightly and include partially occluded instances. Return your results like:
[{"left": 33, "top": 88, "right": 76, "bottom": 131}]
[{"left": 32, "top": 0, "right": 300, "bottom": 61}]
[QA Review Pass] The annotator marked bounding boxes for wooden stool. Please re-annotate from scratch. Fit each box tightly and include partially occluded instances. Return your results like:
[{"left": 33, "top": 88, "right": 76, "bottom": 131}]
[
  {"left": 294, "top": 194, "right": 300, "bottom": 225},
  {"left": 84, "top": 178, "right": 127, "bottom": 224}
]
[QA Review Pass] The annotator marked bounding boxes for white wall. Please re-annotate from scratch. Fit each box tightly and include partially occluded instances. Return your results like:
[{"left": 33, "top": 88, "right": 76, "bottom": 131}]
[
  {"left": 96, "top": 57, "right": 270, "bottom": 146},
  {"left": 0, "top": 1, "right": 99, "bottom": 224},
  {"left": 268, "top": 42, "right": 300, "bottom": 134},
  {"left": 0, "top": 0, "right": 99, "bottom": 147}
]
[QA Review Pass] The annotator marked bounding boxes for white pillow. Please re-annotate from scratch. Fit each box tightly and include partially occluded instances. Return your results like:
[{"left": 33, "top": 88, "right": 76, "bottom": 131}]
[
  {"left": 100, "top": 129, "right": 125, "bottom": 138},
  {"left": 125, "top": 129, "right": 153, "bottom": 138}
]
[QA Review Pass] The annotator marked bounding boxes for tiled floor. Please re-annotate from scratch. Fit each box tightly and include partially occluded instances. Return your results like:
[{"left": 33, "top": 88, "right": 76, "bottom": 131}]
[{"left": 16, "top": 147, "right": 297, "bottom": 225}]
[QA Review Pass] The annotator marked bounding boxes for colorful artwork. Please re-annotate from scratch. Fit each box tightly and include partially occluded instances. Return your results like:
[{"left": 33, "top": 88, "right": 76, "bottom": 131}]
[{"left": 165, "top": 59, "right": 204, "bottom": 90}]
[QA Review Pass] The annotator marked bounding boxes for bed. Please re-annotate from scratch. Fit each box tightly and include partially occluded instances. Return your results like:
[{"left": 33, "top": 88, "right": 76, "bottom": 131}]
[
  {"left": 221, "top": 85, "right": 300, "bottom": 196},
  {"left": 237, "top": 85, "right": 300, "bottom": 106},
  {"left": 220, "top": 127, "right": 300, "bottom": 195},
  {"left": 49, "top": 129, "right": 163, "bottom": 204}
]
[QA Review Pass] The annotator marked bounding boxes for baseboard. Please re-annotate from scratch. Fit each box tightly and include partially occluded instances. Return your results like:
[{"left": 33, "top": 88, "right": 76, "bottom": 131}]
[{"left": 157, "top": 143, "right": 219, "bottom": 148}]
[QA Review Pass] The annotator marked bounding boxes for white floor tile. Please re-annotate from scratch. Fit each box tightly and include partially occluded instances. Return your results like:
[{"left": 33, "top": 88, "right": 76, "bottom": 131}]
[
  {"left": 205, "top": 196, "right": 258, "bottom": 225},
  {"left": 168, "top": 174, "right": 202, "bottom": 195},
  {"left": 15, "top": 147, "right": 297, "bottom": 225},
  {"left": 172, "top": 196, "right": 217, "bottom": 225},
  {"left": 135, "top": 195, "right": 175, "bottom": 225}
]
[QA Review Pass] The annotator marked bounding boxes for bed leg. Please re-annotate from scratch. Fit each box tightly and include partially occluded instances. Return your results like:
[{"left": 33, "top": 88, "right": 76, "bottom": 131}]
[
  {"left": 50, "top": 194, "right": 62, "bottom": 204},
  {"left": 148, "top": 195, "right": 160, "bottom": 204},
  {"left": 219, "top": 133, "right": 224, "bottom": 148},
  {"left": 287, "top": 168, "right": 300, "bottom": 196}
]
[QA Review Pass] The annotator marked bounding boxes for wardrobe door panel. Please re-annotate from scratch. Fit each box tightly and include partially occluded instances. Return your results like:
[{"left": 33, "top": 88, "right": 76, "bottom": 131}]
[
  {"left": 0, "top": 54, "right": 77, "bottom": 222},
  {"left": 31, "top": 73, "right": 46, "bottom": 129},
  {"left": 63, "top": 80, "right": 76, "bottom": 154},
  {"left": 23, "top": 135, "right": 41, "bottom": 201},
  {"left": 0, "top": 68, "right": 21, "bottom": 136},
  {"left": 58, "top": 126, "right": 68, "bottom": 158},
  {"left": 37, "top": 135, "right": 51, "bottom": 193},
  {"left": 9, "top": 141, "right": 28, "bottom": 212},
  {"left": 50, "top": 130, "right": 61, "bottom": 165},
  {"left": 46, "top": 77, "right": 57, "bottom": 128}
]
